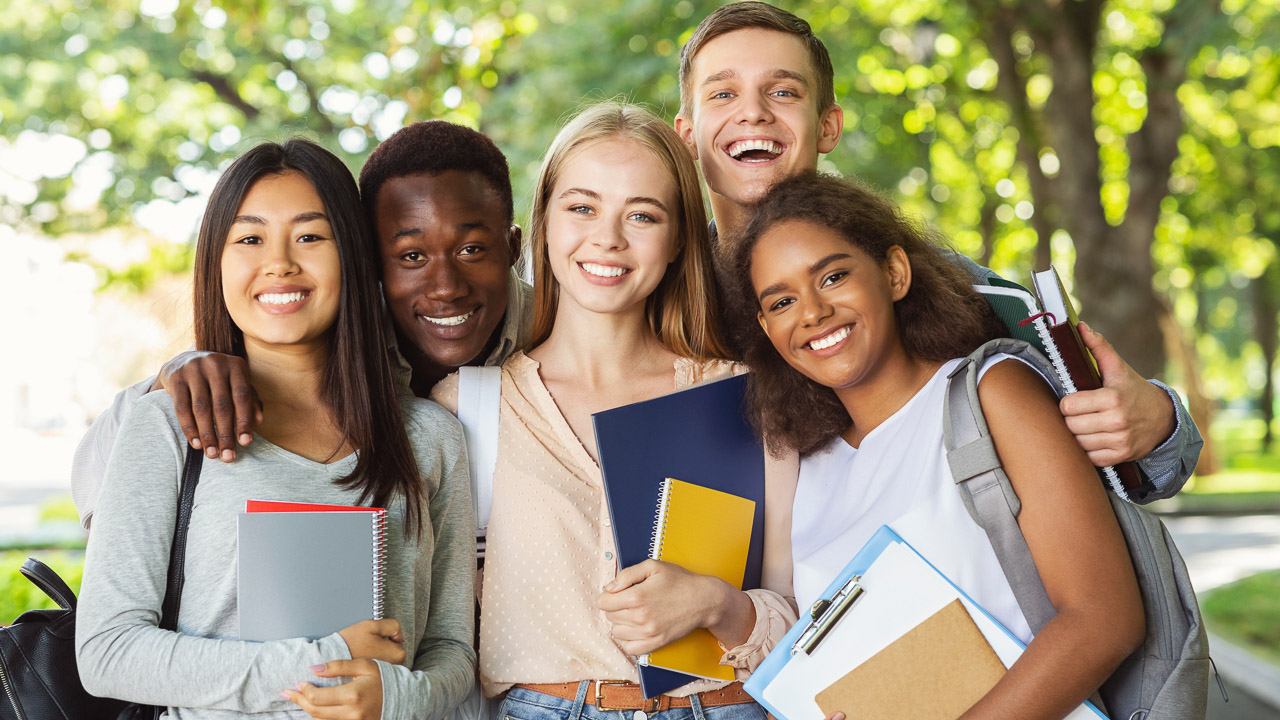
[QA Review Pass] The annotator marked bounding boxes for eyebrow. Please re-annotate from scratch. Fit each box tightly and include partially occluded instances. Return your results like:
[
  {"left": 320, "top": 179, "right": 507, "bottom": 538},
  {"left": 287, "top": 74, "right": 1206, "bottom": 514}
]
[
  {"left": 757, "top": 252, "right": 852, "bottom": 302},
  {"left": 391, "top": 220, "right": 493, "bottom": 241},
  {"left": 769, "top": 69, "right": 810, "bottom": 88},
  {"left": 702, "top": 69, "right": 737, "bottom": 86},
  {"left": 232, "top": 211, "right": 328, "bottom": 225},
  {"left": 701, "top": 68, "right": 810, "bottom": 89},
  {"left": 560, "top": 187, "right": 669, "bottom": 213}
]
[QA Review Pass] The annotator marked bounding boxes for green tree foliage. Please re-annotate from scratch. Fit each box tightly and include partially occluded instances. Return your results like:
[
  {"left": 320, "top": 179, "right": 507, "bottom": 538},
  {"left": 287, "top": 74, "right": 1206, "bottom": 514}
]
[{"left": 3, "top": 0, "right": 1278, "bottom": 430}]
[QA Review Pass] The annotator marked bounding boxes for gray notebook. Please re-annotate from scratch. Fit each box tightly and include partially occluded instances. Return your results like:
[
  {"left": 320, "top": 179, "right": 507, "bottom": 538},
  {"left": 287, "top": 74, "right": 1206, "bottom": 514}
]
[{"left": 237, "top": 510, "right": 386, "bottom": 641}]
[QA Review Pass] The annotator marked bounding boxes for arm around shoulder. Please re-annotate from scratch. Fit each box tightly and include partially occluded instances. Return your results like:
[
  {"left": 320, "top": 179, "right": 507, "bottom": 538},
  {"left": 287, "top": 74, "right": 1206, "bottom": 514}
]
[{"left": 70, "top": 374, "right": 156, "bottom": 530}]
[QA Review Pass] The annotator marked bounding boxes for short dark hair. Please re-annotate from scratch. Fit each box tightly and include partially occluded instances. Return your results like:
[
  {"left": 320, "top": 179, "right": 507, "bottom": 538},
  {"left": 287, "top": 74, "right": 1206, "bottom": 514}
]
[
  {"left": 358, "top": 120, "right": 514, "bottom": 228},
  {"left": 679, "top": 1, "right": 836, "bottom": 114},
  {"left": 193, "top": 138, "right": 425, "bottom": 535},
  {"left": 731, "top": 172, "right": 1006, "bottom": 455}
]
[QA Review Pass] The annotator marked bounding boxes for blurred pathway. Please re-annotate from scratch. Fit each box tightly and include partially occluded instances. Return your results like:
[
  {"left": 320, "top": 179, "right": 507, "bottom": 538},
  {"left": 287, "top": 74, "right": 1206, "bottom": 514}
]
[
  {"left": 0, "top": 430, "right": 80, "bottom": 534},
  {"left": 1164, "top": 514, "right": 1280, "bottom": 720}
]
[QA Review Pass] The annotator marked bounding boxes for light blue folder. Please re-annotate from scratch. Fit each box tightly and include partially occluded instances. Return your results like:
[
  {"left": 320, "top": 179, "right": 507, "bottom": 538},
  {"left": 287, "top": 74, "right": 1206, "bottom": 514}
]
[{"left": 744, "top": 525, "right": 1105, "bottom": 720}]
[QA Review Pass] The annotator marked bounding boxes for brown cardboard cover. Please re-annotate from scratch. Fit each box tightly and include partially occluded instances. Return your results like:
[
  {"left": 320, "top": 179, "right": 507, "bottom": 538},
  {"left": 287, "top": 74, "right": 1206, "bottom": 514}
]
[{"left": 814, "top": 599, "right": 1006, "bottom": 720}]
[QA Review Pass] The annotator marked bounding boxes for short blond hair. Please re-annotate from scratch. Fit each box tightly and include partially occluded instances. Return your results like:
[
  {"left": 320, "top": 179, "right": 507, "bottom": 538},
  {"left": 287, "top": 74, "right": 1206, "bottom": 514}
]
[{"left": 527, "top": 101, "right": 730, "bottom": 361}]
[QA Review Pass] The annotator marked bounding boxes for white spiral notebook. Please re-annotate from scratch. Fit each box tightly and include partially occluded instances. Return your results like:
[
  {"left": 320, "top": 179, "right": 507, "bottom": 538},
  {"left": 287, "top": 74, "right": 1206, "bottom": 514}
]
[{"left": 237, "top": 500, "right": 387, "bottom": 642}]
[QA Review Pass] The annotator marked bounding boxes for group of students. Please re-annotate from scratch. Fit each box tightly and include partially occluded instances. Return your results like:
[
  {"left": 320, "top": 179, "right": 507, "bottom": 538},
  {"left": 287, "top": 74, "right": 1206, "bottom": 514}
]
[{"left": 69, "top": 4, "right": 1204, "bottom": 720}]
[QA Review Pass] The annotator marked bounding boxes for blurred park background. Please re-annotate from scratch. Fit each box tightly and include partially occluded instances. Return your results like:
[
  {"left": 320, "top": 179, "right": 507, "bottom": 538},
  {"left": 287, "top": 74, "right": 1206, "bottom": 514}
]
[{"left": 2, "top": 0, "right": 1279, "bottom": 711}]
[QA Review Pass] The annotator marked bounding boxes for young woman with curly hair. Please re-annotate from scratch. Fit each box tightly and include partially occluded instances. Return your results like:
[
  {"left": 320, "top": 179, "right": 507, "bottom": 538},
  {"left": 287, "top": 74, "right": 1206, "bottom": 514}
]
[{"left": 731, "top": 171, "right": 1143, "bottom": 720}]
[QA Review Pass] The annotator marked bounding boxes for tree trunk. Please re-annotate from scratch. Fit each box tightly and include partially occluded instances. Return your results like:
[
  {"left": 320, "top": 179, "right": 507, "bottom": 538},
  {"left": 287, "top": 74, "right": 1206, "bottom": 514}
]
[
  {"left": 979, "top": 193, "right": 998, "bottom": 267},
  {"left": 982, "top": 5, "right": 1057, "bottom": 273},
  {"left": 1255, "top": 270, "right": 1278, "bottom": 451},
  {"left": 1159, "top": 304, "right": 1218, "bottom": 475}
]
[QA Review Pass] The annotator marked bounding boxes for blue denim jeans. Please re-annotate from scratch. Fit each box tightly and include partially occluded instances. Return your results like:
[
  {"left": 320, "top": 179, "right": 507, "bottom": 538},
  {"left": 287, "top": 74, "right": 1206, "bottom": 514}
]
[{"left": 498, "top": 684, "right": 767, "bottom": 720}]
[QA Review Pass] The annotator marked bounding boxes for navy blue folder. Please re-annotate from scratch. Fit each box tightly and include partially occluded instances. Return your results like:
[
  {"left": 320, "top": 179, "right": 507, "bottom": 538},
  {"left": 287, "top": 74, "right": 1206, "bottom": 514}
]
[{"left": 592, "top": 373, "right": 766, "bottom": 698}]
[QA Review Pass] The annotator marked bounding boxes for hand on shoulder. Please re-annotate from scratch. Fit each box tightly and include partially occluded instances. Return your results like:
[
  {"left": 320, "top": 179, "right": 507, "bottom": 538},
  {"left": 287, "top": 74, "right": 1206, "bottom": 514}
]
[{"left": 156, "top": 349, "right": 261, "bottom": 463}]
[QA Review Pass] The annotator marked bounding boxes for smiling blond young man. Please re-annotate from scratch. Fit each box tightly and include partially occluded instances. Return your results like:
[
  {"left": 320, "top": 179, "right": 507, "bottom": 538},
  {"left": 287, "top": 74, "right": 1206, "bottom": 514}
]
[{"left": 674, "top": 1, "right": 1201, "bottom": 500}]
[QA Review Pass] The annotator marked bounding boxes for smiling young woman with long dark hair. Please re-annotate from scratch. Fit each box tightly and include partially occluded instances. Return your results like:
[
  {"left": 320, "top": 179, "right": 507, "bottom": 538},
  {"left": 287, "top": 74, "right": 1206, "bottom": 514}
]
[{"left": 76, "top": 138, "right": 476, "bottom": 720}]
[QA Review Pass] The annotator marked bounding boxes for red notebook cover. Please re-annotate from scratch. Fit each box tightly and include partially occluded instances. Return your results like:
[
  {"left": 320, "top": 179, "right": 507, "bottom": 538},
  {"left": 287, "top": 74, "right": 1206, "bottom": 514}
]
[{"left": 245, "top": 500, "right": 384, "bottom": 513}]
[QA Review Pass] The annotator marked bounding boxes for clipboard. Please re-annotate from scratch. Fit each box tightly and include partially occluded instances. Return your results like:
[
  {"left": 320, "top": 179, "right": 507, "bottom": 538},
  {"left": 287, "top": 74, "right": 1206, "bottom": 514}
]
[{"left": 743, "top": 526, "right": 1105, "bottom": 720}]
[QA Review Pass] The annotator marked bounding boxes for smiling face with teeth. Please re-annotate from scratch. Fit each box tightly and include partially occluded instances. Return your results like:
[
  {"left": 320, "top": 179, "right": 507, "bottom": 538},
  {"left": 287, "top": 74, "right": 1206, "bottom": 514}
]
[
  {"left": 376, "top": 170, "right": 518, "bottom": 381},
  {"left": 219, "top": 171, "right": 342, "bottom": 353},
  {"left": 751, "top": 219, "right": 913, "bottom": 395},
  {"left": 543, "top": 138, "right": 680, "bottom": 320},
  {"left": 675, "top": 28, "right": 844, "bottom": 243}
]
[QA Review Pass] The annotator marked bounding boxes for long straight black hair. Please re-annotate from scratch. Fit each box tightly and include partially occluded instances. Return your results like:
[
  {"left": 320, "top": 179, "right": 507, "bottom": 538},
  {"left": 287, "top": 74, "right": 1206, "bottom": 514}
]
[{"left": 192, "top": 138, "right": 424, "bottom": 536}]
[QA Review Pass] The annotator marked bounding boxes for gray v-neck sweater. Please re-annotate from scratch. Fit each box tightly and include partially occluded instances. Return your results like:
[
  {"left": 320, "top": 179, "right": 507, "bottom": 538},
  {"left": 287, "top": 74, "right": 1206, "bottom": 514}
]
[{"left": 76, "top": 392, "right": 475, "bottom": 720}]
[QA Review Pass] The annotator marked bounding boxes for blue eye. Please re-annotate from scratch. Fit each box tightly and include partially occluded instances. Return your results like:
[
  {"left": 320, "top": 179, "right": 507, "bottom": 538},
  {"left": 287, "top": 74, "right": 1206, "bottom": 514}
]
[
  {"left": 629, "top": 212, "right": 657, "bottom": 223},
  {"left": 568, "top": 204, "right": 594, "bottom": 215}
]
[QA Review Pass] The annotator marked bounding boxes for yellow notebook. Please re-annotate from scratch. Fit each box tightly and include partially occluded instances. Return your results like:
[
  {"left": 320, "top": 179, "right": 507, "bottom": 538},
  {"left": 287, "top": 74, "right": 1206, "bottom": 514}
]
[{"left": 639, "top": 478, "right": 756, "bottom": 681}]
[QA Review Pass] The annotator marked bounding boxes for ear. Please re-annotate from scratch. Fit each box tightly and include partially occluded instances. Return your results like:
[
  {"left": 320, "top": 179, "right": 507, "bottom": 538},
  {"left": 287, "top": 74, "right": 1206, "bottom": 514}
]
[
  {"left": 885, "top": 245, "right": 912, "bottom": 301},
  {"left": 757, "top": 310, "right": 768, "bottom": 335},
  {"left": 506, "top": 224, "right": 522, "bottom": 268},
  {"left": 674, "top": 112, "right": 700, "bottom": 161},
  {"left": 817, "top": 102, "right": 844, "bottom": 155}
]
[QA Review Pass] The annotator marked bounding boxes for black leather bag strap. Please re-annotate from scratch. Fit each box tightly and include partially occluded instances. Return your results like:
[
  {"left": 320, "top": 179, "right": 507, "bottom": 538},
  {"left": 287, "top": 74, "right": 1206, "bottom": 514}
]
[
  {"left": 159, "top": 446, "right": 204, "bottom": 632},
  {"left": 135, "top": 446, "right": 203, "bottom": 720},
  {"left": 19, "top": 557, "right": 78, "bottom": 610}
]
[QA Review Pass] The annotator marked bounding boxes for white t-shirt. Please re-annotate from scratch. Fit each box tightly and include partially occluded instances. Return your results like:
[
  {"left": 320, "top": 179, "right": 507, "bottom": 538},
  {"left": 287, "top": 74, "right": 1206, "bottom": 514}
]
[{"left": 790, "top": 355, "right": 1036, "bottom": 643}]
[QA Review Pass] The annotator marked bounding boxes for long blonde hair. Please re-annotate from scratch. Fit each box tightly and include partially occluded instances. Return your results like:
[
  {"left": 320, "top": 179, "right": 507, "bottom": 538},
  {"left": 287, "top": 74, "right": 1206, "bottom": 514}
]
[{"left": 527, "top": 101, "right": 730, "bottom": 361}]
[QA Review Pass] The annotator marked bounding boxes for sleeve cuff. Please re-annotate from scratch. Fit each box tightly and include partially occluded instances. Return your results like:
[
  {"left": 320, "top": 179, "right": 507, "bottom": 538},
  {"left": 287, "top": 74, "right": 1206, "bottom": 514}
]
[
  {"left": 1132, "top": 379, "right": 1203, "bottom": 502},
  {"left": 377, "top": 659, "right": 413, "bottom": 720},
  {"left": 718, "top": 589, "right": 799, "bottom": 672}
]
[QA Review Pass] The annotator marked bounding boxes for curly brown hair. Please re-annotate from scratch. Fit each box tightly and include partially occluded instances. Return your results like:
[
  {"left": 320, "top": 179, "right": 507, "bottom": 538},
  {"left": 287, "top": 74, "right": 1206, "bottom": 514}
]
[{"left": 731, "top": 172, "right": 1006, "bottom": 456}]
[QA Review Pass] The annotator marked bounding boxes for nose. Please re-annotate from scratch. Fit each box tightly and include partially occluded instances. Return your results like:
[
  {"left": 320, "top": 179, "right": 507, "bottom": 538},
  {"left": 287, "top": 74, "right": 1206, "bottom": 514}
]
[
  {"left": 589, "top": 216, "right": 628, "bottom": 252},
  {"left": 736, "top": 90, "right": 775, "bottom": 125},
  {"left": 263, "top": 238, "right": 300, "bottom": 277},
  {"left": 423, "top": 257, "right": 468, "bottom": 302},
  {"left": 798, "top": 289, "right": 833, "bottom": 327}
]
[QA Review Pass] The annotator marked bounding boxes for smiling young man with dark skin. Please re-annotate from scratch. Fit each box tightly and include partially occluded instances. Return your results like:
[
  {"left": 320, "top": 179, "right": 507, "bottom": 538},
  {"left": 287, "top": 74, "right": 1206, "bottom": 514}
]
[
  {"left": 672, "top": 1, "right": 1201, "bottom": 500},
  {"left": 70, "top": 121, "right": 531, "bottom": 528}
]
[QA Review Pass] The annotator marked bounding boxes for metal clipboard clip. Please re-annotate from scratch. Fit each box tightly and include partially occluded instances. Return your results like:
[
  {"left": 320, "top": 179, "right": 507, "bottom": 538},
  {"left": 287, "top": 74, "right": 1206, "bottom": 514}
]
[{"left": 790, "top": 574, "right": 865, "bottom": 656}]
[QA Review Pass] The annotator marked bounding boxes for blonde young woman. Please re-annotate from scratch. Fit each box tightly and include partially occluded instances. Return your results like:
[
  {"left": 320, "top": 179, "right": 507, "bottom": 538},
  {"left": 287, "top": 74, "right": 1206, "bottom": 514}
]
[{"left": 431, "top": 102, "right": 797, "bottom": 720}]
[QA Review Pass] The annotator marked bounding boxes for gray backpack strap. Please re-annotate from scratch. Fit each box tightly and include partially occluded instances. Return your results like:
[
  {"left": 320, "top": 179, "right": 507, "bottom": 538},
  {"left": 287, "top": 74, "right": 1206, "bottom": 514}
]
[
  {"left": 943, "top": 338, "right": 1059, "bottom": 633},
  {"left": 457, "top": 365, "right": 502, "bottom": 558},
  {"left": 945, "top": 338, "right": 1213, "bottom": 719}
]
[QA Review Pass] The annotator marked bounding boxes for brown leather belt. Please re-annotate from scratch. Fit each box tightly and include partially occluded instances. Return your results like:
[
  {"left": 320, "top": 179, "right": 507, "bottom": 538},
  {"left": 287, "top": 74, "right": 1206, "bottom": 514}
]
[{"left": 512, "top": 680, "right": 754, "bottom": 712}]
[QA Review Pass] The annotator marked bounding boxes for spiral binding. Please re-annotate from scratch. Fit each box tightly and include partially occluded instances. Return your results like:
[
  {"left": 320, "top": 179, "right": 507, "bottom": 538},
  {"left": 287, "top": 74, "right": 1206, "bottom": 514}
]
[
  {"left": 648, "top": 478, "right": 676, "bottom": 561},
  {"left": 1032, "top": 315, "right": 1128, "bottom": 497},
  {"left": 1029, "top": 314, "right": 1076, "bottom": 394},
  {"left": 371, "top": 509, "right": 388, "bottom": 620}
]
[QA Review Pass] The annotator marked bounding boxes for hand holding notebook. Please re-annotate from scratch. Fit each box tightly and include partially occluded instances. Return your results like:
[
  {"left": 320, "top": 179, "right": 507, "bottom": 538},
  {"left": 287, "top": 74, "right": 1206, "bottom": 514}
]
[
  {"left": 973, "top": 266, "right": 1149, "bottom": 496},
  {"left": 637, "top": 479, "right": 756, "bottom": 682}
]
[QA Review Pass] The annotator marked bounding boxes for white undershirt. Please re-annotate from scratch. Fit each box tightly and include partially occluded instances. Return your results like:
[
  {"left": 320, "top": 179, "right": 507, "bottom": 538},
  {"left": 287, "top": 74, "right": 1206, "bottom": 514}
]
[{"left": 790, "top": 355, "right": 1037, "bottom": 643}]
